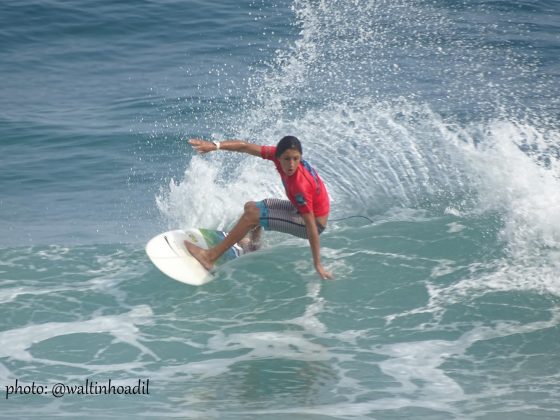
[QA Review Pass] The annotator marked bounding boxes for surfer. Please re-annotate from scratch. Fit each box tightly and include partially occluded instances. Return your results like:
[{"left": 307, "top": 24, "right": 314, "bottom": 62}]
[{"left": 185, "top": 136, "right": 333, "bottom": 280}]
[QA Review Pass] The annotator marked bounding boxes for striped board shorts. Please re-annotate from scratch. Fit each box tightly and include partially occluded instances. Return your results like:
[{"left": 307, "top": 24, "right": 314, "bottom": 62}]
[{"left": 255, "top": 198, "right": 326, "bottom": 239}]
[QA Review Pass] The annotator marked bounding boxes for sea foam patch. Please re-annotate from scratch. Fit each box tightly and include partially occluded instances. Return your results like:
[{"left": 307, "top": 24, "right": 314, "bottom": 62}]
[{"left": 0, "top": 305, "right": 155, "bottom": 381}]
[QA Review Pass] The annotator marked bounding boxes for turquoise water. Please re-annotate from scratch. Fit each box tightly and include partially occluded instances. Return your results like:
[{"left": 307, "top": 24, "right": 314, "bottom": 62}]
[{"left": 1, "top": 1, "right": 559, "bottom": 418}]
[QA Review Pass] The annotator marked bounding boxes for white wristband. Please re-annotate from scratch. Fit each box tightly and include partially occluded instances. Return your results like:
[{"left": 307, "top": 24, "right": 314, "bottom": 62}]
[{"left": 212, "top": 141, "right": 220, "bottom": 150}]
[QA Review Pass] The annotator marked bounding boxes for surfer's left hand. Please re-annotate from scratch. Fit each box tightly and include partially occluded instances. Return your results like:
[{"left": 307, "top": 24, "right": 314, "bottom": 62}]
[{"left": 316, "top": 264, "right": 334, "bottom": 280}]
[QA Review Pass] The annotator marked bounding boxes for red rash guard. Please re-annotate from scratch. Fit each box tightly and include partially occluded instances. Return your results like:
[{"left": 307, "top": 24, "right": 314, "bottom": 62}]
[{"left": 261, "top": 146, "right": 330, "bottom": 217}]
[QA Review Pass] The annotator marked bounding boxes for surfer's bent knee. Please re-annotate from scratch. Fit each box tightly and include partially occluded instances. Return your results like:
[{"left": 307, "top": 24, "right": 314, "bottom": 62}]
[{"left": 243, "top": 201, "right": 260, "bottom": 225}]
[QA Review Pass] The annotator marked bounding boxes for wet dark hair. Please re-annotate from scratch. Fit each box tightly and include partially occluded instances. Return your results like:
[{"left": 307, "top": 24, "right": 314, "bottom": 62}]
[{"left": 275, "top": 136, "right": 302, "bottom": 158}]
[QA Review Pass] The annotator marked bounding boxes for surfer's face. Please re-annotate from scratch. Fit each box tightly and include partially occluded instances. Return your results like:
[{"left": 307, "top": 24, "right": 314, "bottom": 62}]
[{"left": 279, "top": 149, "right": 301, "bottom": 176}]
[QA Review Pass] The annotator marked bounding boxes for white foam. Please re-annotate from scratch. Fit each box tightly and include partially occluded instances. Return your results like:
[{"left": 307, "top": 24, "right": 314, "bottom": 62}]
[
  {"left": 0, "top": 305, "right": 155, "bottom": 381},
  {"left": 446, "top": 222, "right": 465, "bottom": 233},
  {"left": 156, "top": 153, "right": 282, "bottom": 230},
  {"left": 290, "top": 281, "right": 327, "bottom": 334},
  {"left": 377, "top": 308, "right": 560, "bottom": 411},
  {"left": 444, "top": 207, "right": 463, "bottom": 217},
  {"left": 0, "top": 286, "right": 66, "bottom": 304},
  {"left": 445, "top": 120, "right": 560, "bottom": 295},
  {"left": 462, "top": 121, "right": 560, "bottom": 251},
  {"left": 378, "top": 339, "right": 465, "bottom": 399}
]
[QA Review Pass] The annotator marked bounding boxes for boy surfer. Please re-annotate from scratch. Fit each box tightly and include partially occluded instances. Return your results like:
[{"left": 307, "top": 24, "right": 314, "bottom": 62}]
[{"left": 185, "top": 136, "right": 333, "bottom": 280}]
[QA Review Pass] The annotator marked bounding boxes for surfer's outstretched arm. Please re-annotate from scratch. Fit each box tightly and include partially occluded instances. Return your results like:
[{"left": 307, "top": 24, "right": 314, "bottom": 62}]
[
  {"left": 301, "top": 212, "right": 333, "bottom": 280},
  {"left": 189, "top": 138, "right": 261, "bottom": 156}
]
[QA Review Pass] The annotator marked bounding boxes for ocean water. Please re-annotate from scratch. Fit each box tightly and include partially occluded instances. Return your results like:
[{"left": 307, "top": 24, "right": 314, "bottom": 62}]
[{"left": 1, "top": 0, "right": 559, "bottom": 418}]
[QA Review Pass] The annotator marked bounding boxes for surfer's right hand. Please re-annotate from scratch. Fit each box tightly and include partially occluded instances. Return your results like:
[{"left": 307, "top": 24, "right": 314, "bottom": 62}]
[{"left": 189, "top": 138, "right": 217, "bottom": 154}]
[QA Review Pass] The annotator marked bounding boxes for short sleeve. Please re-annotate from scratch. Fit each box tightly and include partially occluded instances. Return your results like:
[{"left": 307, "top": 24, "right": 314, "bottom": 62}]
[{"left": 261, "top": 145, "right": 277, "bottom": 161}]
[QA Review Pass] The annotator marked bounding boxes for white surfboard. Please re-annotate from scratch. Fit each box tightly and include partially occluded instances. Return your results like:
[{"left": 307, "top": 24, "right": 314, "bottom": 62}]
[{"left": 145, "top": 228, "right": 243, "bottom": 286}]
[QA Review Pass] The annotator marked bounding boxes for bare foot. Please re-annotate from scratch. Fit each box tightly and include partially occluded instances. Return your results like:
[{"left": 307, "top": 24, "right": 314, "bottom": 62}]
[
  {"left": 237, "top": 227, "right": 262, "bottom": 254},
  {"left": 248, "top": 226, "right": 262, "bottom": 251},
  {"left": 237, "top": 237, "right": 251, "bottom": 254},
  {"left": 184, "top": 241, "right": 214, "bottom": 271}
]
